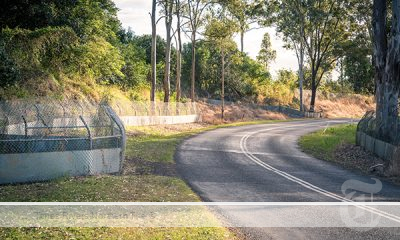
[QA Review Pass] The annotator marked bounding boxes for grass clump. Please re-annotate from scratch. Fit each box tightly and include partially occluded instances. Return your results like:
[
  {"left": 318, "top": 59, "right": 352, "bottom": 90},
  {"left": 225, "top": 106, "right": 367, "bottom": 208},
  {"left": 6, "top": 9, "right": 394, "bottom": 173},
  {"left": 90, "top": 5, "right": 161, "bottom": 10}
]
[{"left": 298, "top": 124, "right": 356, "bottom": 161}]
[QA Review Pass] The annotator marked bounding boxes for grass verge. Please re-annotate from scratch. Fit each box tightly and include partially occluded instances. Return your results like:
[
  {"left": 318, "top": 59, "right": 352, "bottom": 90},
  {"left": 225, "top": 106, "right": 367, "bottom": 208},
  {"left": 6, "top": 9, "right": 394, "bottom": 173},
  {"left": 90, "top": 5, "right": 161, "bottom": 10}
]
[
  {"left": 298, "top": 124, "right": 356, "bottom": 162},
  {"left": 298, "top": 123, "right": 400, "bottom": 184},
  {"left": 0, "top": 119, "right": 289, "bottom": 239}
]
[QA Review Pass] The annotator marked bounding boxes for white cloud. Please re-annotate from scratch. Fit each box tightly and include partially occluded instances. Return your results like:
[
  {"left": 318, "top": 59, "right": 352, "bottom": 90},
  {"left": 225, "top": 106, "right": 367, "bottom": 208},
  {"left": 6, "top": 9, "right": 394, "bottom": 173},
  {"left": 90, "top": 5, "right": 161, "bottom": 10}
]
[{"left": 113, "top": 0, "right": 298, "bottom": 77}]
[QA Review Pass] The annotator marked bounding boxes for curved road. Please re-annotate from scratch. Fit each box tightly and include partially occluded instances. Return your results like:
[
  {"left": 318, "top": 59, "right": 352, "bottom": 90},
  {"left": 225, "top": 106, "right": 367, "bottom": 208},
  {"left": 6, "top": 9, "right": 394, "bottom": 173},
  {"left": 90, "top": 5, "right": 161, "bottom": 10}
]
[{"left": 176, "top": 119, "right": 400, "bottom": 239}]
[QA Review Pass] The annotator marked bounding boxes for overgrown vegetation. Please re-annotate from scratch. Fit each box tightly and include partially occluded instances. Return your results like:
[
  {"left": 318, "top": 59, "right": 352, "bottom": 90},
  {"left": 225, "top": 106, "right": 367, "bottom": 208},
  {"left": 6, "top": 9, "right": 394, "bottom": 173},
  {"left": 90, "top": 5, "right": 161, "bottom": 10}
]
[{"left": 0, "top": 0, "right": 375, "bottom": 109}]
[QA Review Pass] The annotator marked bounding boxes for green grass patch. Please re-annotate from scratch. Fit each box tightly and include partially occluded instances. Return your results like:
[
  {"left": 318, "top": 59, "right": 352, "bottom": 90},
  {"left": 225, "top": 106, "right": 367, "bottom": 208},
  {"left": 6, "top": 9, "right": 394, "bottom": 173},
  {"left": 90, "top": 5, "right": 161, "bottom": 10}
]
[
  {"left": 0, "top": 175, "right": 199, "bottom": 202},
  {"left": 298, "top": 124, "right": 357, "bottom": 161},
  {"left": 125, "top": 119, "right": 292, "bottom": 163},
  {"left": 0, "top": 227, "right": 233, "bottom": 240}
]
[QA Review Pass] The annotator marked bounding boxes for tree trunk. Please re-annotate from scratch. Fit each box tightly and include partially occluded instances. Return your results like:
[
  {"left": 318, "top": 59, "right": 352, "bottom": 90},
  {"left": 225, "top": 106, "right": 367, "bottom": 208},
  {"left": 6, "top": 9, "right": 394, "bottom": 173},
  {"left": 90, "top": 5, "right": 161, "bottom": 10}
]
[
  {"left": 299, "top": 62, "right": 304, "bottom": 112},
  {"left": 373, "top": 0, "right": 387, "bottom": 127},
  {"left": 310, "top": 70, "right": 317, "bottom": 112},
  {"left": 310, "top": 87, "right": 317, "bottom": 112},
  {"left": 221, "top": 49, "right": 225, "bottom": 120},
  {"left": 299, "top": 27, "right": 304, "bottom": 112},
  {"left": 175, "top": 2, "right": 182, "bottom": 102},
  {"left": 150, "top": 0, "right": 157, "bottom": 102},
  {"left": 163, "top": 1, "right": 173, "bottom": 103},
  {"left": 164, "top": 26, "right": 172, "bottom": 103},
  {"left": 374, "top": 0, "right": 400, "bottom": 143},
  {"left": 240, "top": 30, "right": 244, "bottom": 53},
  {"left": 176, "top": 41, "right": 182, "bottom": 102},
  {"left": 190, "top": 32, "right": 196, "bottom": 102}
]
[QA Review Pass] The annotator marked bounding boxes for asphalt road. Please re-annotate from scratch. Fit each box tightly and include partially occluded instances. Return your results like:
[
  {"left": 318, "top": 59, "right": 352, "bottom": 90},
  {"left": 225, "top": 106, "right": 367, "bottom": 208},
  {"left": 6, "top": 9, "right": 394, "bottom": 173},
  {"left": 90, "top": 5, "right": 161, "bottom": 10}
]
[{"left": 176, "top": 119, "right": 400, "bottom": 239}]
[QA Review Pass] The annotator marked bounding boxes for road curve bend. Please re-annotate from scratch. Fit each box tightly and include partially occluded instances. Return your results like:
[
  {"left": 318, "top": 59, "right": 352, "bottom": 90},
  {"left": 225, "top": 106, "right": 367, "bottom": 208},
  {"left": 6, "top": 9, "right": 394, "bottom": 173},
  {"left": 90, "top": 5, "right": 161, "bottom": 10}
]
[{"left": 176, "top": 119, "right": 400, "bottom": 239}]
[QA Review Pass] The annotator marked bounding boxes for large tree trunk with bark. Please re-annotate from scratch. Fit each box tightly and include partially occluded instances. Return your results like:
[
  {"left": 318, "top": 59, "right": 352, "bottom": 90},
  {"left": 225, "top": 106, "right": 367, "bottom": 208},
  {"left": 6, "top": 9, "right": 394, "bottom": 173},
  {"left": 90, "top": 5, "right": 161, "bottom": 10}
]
[
  {"left": 190, "top": 32, "right": 196, "bottom": 102},
  {"left": 373, "top": 0, "right": 400, "bottom": 144},
  {"left": 382, "top": 0, "right": 400, "bottom": 142},
  {"left": 150, "top": 0, "right": 157, "bottom": 102},
  {"left": 373, "top": 0, "right": 387, "bottom": 129}
]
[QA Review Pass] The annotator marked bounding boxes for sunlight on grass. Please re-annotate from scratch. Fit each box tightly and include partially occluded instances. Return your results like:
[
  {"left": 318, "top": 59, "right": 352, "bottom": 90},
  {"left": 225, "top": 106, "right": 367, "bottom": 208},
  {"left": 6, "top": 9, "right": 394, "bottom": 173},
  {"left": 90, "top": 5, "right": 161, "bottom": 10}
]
[{"left": 298, "top": 124, "right": 357, "bottom": 161}]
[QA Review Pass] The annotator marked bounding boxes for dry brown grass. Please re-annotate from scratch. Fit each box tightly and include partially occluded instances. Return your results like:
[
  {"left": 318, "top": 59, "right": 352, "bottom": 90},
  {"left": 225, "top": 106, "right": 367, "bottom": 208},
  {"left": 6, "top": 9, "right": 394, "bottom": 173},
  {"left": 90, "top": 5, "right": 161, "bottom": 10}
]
[
  {"left": 300, "top": 91, "right": 375, "bottom": 118},
  {"left": 198, "top": 101, "right": 288, "bottom": 124},
  {"left": 199, "top": 91, "right": 374, "bottom": 122}
]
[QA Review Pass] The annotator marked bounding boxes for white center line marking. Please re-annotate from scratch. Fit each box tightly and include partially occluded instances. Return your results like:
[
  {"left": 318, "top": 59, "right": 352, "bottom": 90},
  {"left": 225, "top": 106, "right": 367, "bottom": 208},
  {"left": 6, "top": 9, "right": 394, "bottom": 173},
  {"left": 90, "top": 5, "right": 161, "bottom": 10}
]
[{"left": 239, "top": 121, "right": 400, "bottom": 223}]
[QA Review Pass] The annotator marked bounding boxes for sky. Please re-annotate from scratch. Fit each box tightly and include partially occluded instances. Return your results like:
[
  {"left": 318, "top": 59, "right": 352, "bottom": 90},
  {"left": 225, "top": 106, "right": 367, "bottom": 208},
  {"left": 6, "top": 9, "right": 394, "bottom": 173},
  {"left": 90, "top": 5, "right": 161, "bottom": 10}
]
[{"left": 113, "top": 0, "right": 298, "bottom": 77}]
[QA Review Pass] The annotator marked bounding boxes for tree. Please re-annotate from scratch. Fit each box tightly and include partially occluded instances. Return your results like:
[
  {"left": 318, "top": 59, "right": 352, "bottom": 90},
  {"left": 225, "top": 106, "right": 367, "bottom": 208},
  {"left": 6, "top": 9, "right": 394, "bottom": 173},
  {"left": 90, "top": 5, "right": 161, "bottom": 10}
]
[
  {"left": 340, "top": 0, "right": 374, "bottom": 94},
  {"left": 205, "top": 10, "right": 238, "bottom": 119},
  {"left": 175, "top": 0, "right": 184, "bottom": 102},
  {"left": 184, "top": 0, "right": 212, "bottom": 102},
  {"left": 301, "top": 0, "right": 350, "bottom": 112},
  {"left": 266, "top": 0, "right": 351, "bottom": 112},
  {"left": 220, "top": 0, "right": 259, "bottom": 53},
  {"left": 159, "top": 0, "right": 175, "bottom": 102},
  {"left": 257, "top": 0, "right": 306, "bottom": 111},
  {"left": 372, "top": 0, "right": 400, "bottom": 144},
  {"left": 0, "top": 1, "right": 127, "bottom": 91},
  {"left": 118, "top": 29, "right": 149, "bottom": 90},
  {"left": 150, "top": 0, "right": 157, "bottom": 102},
  {"left": 342, "top": 42, "right": 374, "bottom": 94},
  {"left": 257, "top": 33, "right": 276, "bottom": 69},
  {"left": 0, "top": 0, "right": 121, "bottom": 44},
  {"left": 180, "top": 39, "right": 268, "bottom": 102}
]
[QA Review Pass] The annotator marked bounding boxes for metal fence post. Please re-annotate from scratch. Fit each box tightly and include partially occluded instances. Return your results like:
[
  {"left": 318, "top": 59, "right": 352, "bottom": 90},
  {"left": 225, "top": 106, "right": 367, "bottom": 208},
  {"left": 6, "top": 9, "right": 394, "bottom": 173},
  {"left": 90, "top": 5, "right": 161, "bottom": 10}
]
[
  {"left": 22, "top": 115, "right": 28, "bottom": 137},
  {"left": 102, "top": 105, "right": 126, "bottom": 173},
  {"left": 80, "top": 115, "right": 92, "bottom": 150}
]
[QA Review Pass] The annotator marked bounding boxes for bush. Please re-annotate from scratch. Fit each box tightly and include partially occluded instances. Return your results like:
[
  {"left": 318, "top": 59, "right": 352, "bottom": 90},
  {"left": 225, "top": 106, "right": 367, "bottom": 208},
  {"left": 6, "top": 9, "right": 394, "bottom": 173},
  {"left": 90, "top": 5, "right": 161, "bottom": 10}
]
[
  {"left": 0, "top": 27, "right": 128, "bottom": 99},
  {"left": 73, "top": 37, "right": 125, "bottom": 84},
  {"left": 1, "top": 27, "right": 79, "bottom": 76}
]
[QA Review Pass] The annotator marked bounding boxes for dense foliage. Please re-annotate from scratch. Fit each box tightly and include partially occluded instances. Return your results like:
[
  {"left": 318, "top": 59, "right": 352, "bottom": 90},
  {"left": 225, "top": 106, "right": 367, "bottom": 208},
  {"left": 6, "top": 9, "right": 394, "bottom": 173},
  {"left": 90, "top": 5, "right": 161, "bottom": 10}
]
[{"left": 0, "top": 0, "right": 375, "bottom": 105}]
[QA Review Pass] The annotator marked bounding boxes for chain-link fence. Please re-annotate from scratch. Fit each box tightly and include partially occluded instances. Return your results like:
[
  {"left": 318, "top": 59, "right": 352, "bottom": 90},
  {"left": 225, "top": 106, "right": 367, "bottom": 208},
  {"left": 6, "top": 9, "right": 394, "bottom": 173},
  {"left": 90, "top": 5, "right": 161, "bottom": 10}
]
[
  {"left": 0, "top": 99, "right": 125, "bottom": 153},
  {"left": 356, "top": 110, "right": 400, "bottom": 162},
  {"left": 0, "top": 99, "right": 125, "bottom": 184},
  {"left": 111, "top": 101, "right": 198, "bottom": 117},
  {"left": 357, "top": 111, "right": 377, "bottom": 138},
  {"left": 357, "top": 110, "right": 400, "bottom": 145}
]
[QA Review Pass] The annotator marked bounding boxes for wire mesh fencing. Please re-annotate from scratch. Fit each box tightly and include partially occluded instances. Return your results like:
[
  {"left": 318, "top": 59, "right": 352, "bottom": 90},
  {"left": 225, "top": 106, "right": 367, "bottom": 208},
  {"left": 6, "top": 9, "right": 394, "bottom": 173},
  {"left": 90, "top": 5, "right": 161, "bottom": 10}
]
[
  {"left": 357, "top": 110, "right": 400, "bottom": 145},
  {"left": 0, "top": 98, "right": 125, "bottom": 154},
  {"left": 357, "top": 111, "right": 376, "bottom": 138},
  {"left": 111, "top": 101, "right": 199, "bottom": 117},
  {"left": 0, "top": 99, "right": 126, "bottom": 184}
]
